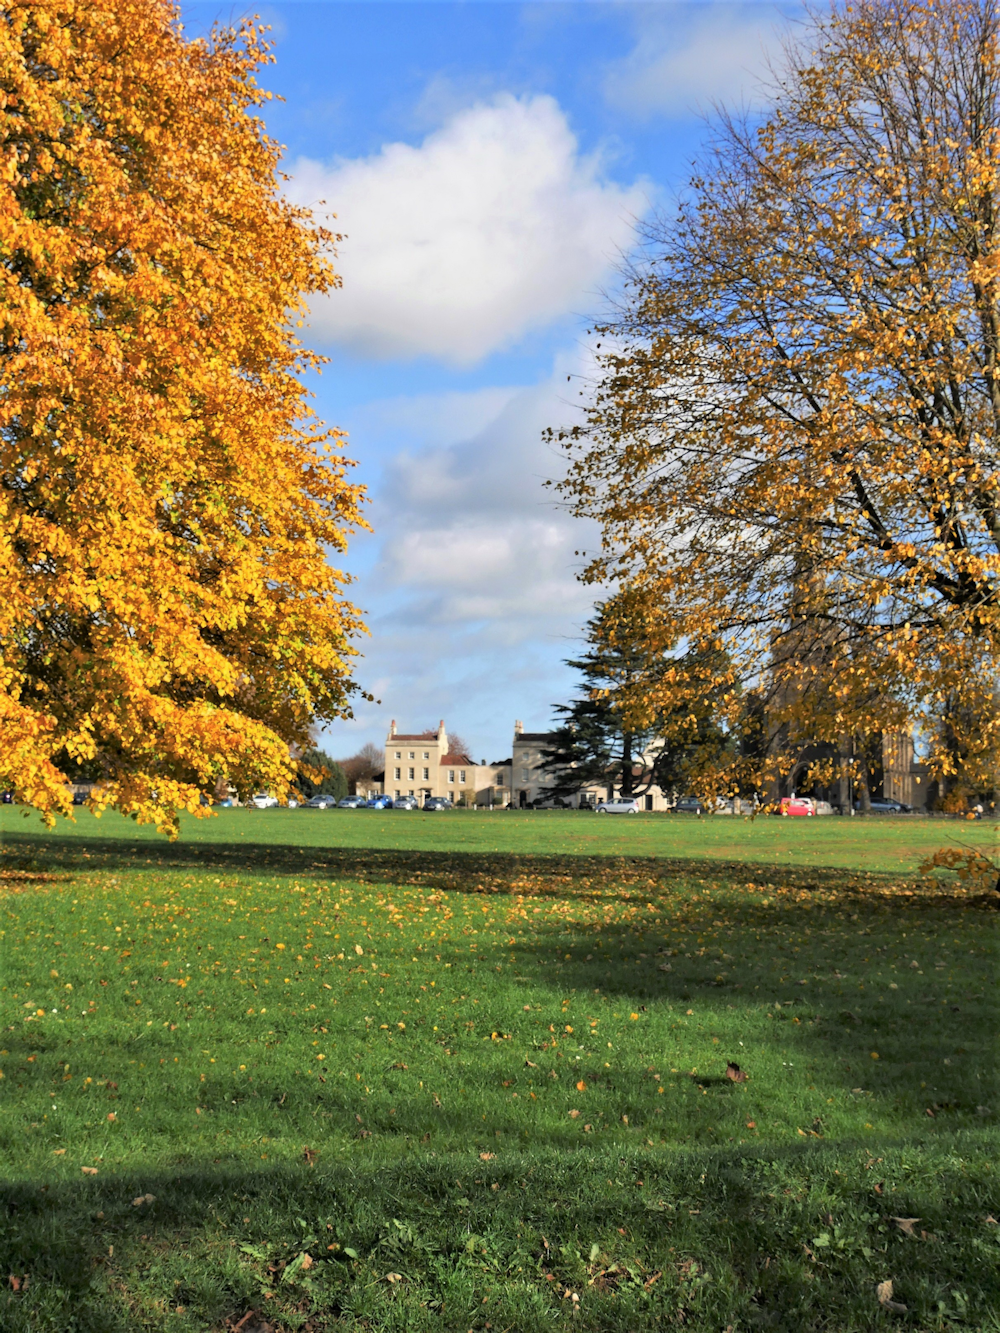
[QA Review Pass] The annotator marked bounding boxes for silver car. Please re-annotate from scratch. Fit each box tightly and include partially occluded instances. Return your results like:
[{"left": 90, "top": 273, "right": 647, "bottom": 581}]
[{"left": 595, "top": 798, "right": 640, "bottom": 815}]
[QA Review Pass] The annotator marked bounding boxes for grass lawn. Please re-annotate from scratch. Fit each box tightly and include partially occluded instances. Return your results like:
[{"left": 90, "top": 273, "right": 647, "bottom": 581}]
[{"left": 1, "top": 809, "right": 997, "bottom": 1331}]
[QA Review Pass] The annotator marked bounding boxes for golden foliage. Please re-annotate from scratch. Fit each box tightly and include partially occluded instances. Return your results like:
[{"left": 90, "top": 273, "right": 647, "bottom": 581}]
[
  {"left": 0, "top": 0, "right": 366, "bottom": 831},
  {"left": 553, "top": 0, "right": 1000, "bottom": 788}
]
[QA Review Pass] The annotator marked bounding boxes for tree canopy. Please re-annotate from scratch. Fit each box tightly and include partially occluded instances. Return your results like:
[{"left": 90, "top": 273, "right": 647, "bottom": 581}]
[
  {"left": 553, "top": 0, "right": 1000, "bottom": 792},
  {"left": 0, "top": 0, "right": 365, "bottom": 832}
]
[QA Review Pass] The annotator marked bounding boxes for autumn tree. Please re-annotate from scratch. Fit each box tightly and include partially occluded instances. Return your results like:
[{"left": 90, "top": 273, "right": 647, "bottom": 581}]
[
  {"left": 0, "top": 0, "right": 366, "bottom": 833},
  {"left": 340, "top": 742, "right": 383, "bottom": 794},
  {"left": 553, "top": 0, "right": 1000, "bottom": 792}
]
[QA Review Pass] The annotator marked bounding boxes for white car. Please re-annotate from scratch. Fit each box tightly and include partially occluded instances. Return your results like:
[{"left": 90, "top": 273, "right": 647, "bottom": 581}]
[
  {"left": 251, "top": 793, "right": 278, "bottom": 809},
  {"left": 595, "top": 798, "right": 640, "bottom": 815}
]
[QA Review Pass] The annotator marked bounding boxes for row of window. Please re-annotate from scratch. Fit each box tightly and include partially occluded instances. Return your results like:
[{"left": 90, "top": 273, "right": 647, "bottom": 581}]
[{"left": 393, "top": 750, "right": 429, "bottom": 761}]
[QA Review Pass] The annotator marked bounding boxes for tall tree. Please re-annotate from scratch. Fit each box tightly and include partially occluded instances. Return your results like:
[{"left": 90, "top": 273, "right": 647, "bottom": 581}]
[
  {"left": 0, "top": 0, "right": 366, "bottom": 833},
  {"left": 552, "top": 0, "right": 1000, "bottom": 791},
  {"left": 540, "top": 594, "right": 730, "bottom": 801}
]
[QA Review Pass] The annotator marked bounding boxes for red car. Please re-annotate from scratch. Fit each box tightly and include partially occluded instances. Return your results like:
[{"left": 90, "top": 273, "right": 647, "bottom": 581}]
[{"left": 780, "top": 796, "right": 815, "bottom": 817}]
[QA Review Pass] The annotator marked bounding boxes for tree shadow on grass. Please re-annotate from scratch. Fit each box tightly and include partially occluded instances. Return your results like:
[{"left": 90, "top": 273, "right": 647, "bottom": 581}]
[
  {"left": 0, "top": 826, "right": 983, "bottom": 903},
  {"left": 3, "top": 828, "right": 995, "bottom": 1143},
  {"left": 0, "top": 1142, "right": 996, "bottom": 1332}
]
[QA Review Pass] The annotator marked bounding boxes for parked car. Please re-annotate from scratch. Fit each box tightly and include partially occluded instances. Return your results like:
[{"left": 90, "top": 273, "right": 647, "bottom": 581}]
[
  {"left": 855, "top": 798, "right": 910, "bottom": 813},
  {"left": 813, "top": 800, "right": 835, "bottom": 815},
  {"left": 217, "top": 797, "right": 234, "bottom": 808},
  {"left": 671, "top": 796, "right": 705, "bottom": 814},
  {"left": 0, "top": 791, "right": 12, "bottom": 804},
  {"left": 393, "top": 795, "right": 418, "bottom": 810},
  {"left": 780, "top": 796, "right": 815, "bottom": 817},
  {"left": 251, "top": 793, "right": 279, "bottom": 809},
  {"left": 305, "top": 794, "right": 337, "bottom": 809},
  {"left": 71, "top": 790, "right": 87, "bottom": 806},
  {"left": 423, "top": 797, "right": 453, "bottom": 811},
  {"left": 595, "top": 798, "right": 640, "bottom": 815},
  {"left": 337, "top": 795, "right": 365, "bottom": 809},
  {"left": 367, "top": 795, "right": 393, "bottom": 809}
]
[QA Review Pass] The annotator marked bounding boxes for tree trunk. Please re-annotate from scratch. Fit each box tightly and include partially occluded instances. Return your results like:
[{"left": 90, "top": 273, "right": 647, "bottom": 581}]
[{"left": 620, "top": 732, "right": 634, "bottom": 797}]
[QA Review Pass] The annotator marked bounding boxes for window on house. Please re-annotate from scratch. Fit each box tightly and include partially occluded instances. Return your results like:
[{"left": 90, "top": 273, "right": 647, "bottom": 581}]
[
  {"left": 394, "top": 767, "right": 401, "bottom": 780},
  {"left": 422, "top": 767, "right": 429, "bottom": 780},
  {"left": 423, "top": 751, "right": 429, "bottom": 760},
  {"left": 408, "top": 767, "right": 414, "bottom": 780},
  {"left": 408, "top": 751, "right": 414, "bottom": 759},
  {"left": 448, "top": 770, "right": 455, "bottom": 783},
  {"left": 497, "top": 771, "right": 505, "bottom": 784},
  {"left": 408, "top": 789, "right": 414, "bottom": 797},
  {"left": 521, "top": 769, "right": 529, "bottom": 782},
  {"left": 395, "top": 751, "right": 401, "bottom": 759},
  {"left": 459, "top": 770, "right": 466, "bottom": 783}
]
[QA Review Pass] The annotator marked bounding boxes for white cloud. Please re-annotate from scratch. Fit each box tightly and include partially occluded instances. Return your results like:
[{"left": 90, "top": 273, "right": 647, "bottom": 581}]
[
  {"left": 603, "top": 5, "right": 789, "bottom": 120},
  {"left": 288, "top": 95, "right": 648, "bottom": 365},
  {"left": 319, "top": 355, "right": 603, "bottom": 759}
]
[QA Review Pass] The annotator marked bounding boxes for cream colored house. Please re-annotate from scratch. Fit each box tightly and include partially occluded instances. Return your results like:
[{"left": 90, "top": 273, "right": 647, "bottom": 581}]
[{"left": 382, "top": 719, "right": 481, "bottom": 804}]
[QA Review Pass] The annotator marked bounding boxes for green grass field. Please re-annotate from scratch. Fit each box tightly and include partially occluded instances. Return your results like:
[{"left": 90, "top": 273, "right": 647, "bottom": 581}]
[{"left": 1, "top": 809, "right": 997, "bottom": 1331}]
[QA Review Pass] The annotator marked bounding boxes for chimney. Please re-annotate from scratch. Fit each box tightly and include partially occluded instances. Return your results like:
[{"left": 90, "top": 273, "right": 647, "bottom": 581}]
[
  {"left": 389, "top": 719, "right": 396, "bottom": 737},
  {"left": 514, "top": 719, "right": 523, "bottom": 737}
]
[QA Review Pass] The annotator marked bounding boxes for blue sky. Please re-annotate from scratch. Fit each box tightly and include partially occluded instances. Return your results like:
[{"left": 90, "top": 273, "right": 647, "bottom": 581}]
[{"left": 186, "top": 1, "right": 796, "bottom": 763}]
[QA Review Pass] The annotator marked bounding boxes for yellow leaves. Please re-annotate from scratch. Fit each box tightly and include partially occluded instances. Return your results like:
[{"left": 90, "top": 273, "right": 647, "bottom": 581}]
[{"left": 0, "top": 0, "right": 366, "bottom": 831}]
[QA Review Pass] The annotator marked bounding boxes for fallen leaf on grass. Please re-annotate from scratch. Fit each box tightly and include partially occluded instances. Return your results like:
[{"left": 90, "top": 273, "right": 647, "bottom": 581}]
[
  {"left": 300, "top": 1254, "right": 314, "bottom": 1271},
  {"left": 568, "top": 1109, "right": 580, "bottom": 1119},
  {"left": 576, "top": 1080, "right": 587, "bottom": 1091},
  {"left": 8, "top": 1275, "right": 27, "bottom": 1292},
  {"left": 302, "top": 1147, "right": 318, "bottom": 1166},
  {"left": 525, "top": 1059, "right": 537, "bottom": 1068},
  {"left": 726, "top": 1062, "right": 748, "bottom": 1082},
  {"left": 385, "top": 1272, "right": 402, "bottom": 1283},
  {"left": 892, "top": 1217, "right": 920, "bottom": 1237},
  {"left": 479, "top": 1152, "right": 495, "bottom": 1161},
  {"left": 131, "top": 1194, "right": 155, "bottom": 1206},
  {"left": 876, "top": 1279, "right": 907, "bottom": 1313},
  {"left": 52, "top": 1148, "right": 65, "bottom": 1156},
  {"left": 985, "top": 1215, "right": 998, "bottom": 1225},
  {"left": 81, "top": 1166, "right": 98, "bottom": 1175}
]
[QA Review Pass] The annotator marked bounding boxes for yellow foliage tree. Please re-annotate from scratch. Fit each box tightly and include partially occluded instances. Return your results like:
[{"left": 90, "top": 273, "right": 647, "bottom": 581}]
[
  {"left": 553, "top": 0, "right": 1000, "bottom": 793},
  {"left": 0, "top": 0, "right": 366, "bottom": 832}
]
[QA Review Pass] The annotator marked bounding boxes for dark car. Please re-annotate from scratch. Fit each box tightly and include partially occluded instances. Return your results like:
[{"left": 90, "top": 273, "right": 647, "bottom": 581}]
[
  {"left": 423, "top": 797, "right": 453, "bottom": 811},
  {"left": 1, "top": 791, "right": 13, "bottom": 804},
  {"left": 71, "top": 790, "right": 87, "bottom": 806},
  {"left": 671, "top": 796, "right": 705, "bottom": 814},
  {"left": 855, "top": 798, "right": 910, "bottom": 814}
]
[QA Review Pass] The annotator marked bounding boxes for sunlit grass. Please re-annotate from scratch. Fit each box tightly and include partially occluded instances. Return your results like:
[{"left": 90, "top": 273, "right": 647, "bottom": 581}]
[{"left": 0, "top": 814, "right": 997, "bottom": 1330}]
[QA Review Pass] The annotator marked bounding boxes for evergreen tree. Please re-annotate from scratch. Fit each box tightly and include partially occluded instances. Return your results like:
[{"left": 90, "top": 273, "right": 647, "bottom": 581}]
[
  {"left": 297, "top": 750, "right": 348, "bottom": 801},
  {"left": 540, "top": 595, "right": 731, "bottom": 802}
]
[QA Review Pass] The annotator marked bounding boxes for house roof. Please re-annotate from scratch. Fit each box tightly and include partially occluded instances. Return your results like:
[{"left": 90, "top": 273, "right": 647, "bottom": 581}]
[
  {"left": 439, "top": 751, "right": 473, "bottom": 765},
  {"left": 388, "top": 731, "right": 439, "bottom": 742},
  {"left": 514, "top": 732, "right": 556, "bottom": 743}
]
